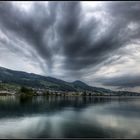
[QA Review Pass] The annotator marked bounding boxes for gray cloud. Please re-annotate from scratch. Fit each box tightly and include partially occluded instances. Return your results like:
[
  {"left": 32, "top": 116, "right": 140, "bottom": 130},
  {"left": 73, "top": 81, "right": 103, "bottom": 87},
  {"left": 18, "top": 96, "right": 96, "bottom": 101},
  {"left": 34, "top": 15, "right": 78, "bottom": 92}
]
[
  {"left": 0, "top": 2, "right": 57, "bottom": 71},
  {"left": 95, "top": 74, "right": 140, "bottom": 88},
  {"left": 51, "top": 1, "right": 140, "bottom": 74},
  {"left": 0, "top": 1, "right": 140, "bottom": 90}
]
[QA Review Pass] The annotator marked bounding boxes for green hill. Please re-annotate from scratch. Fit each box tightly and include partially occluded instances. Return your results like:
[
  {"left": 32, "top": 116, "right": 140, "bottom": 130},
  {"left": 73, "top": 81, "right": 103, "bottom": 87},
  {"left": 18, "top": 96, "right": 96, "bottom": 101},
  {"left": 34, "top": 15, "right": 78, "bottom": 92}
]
[{"left": 0, "top": 66, "right": 139, "bottom": 96}]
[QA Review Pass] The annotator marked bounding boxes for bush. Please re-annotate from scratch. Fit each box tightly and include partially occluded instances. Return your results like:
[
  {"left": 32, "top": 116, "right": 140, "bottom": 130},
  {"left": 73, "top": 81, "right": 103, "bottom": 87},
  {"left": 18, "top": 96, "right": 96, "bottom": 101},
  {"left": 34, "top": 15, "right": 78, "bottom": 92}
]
[{"left": 20, "top": 86, "right": 35, "bottom": 96}]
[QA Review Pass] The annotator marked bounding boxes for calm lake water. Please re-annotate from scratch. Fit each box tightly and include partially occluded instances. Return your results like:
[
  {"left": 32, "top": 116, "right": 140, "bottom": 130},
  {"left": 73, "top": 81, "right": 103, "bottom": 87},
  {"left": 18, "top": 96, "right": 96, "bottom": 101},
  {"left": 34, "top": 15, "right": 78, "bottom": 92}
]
[{"left": 0, "top": 96, "right": 140, "bottom": 138}]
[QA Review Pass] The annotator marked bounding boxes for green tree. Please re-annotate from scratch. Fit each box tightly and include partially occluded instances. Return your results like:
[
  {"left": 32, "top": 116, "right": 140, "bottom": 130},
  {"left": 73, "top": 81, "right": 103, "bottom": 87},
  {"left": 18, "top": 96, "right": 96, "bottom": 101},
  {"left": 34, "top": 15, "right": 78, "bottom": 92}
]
[{"left": 20, "top": 86, "right": 35, "bottom": 96}]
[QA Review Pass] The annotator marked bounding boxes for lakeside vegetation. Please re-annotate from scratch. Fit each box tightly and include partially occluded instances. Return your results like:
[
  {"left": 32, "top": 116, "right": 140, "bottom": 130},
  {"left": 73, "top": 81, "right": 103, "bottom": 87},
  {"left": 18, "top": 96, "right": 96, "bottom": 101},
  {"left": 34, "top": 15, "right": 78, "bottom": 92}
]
[{"left": 0, "top": 82, "right": 140, "bottom": 97}]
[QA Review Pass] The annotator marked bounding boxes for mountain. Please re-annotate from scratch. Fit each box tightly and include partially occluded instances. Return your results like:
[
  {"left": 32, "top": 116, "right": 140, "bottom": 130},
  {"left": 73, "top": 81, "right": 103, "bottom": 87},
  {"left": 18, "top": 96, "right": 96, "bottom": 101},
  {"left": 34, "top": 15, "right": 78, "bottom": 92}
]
[
  {"left": 72, "top": 80, "right": 113, "bottom": 93},
  {"left": 0, "top": 66, "right": 76, "bottom": 91},
  {"left": 0, "top": 66, "right": 139, "bottom": 95}
]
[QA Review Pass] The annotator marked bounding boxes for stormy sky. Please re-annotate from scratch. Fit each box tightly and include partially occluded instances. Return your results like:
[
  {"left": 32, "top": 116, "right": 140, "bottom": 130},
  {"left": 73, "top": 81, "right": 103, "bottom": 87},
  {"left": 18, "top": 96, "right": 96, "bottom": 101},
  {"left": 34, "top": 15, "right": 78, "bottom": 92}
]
[{"left": 0, "top": 1, "right": 140, "bottom": 92}]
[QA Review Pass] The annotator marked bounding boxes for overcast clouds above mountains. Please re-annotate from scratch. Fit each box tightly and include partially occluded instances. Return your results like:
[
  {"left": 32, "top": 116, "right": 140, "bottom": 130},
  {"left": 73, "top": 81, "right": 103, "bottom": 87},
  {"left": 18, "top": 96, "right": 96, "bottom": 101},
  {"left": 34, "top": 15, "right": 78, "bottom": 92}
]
[{"left": 0, "top": 1, "right": 140, "bottom": 92}]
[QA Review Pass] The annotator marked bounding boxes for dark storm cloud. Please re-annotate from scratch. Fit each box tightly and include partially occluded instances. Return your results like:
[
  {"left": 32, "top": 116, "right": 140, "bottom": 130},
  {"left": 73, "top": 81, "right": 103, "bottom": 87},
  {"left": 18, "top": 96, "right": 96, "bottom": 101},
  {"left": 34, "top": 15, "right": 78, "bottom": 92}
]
[
  {"left": 0, "top": 2, "right": 58, "bottom": 70},
  {"left": 0, "top": 1, "right": 140, "bottom": 88},
  {"left": 95, "top": 74, "right": 140, "bottom": 88},
  {"left": 52, "top": 1, "right": 140, "bottom": 72},
  {"left": 105, "top": 2, "right": 140, "bottom": 41}
]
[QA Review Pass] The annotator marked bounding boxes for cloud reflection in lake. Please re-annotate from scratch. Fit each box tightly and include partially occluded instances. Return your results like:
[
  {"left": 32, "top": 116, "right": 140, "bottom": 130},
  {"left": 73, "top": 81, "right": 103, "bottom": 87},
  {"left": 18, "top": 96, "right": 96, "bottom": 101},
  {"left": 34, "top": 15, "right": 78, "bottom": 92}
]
[{"left": 0, "top": 96, "right": 140, "bottom": 138}]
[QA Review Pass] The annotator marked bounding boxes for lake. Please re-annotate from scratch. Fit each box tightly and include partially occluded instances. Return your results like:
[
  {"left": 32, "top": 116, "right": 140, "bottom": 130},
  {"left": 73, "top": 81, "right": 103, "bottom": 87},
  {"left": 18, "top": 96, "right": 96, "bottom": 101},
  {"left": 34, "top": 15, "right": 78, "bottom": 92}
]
[{"left": 0, "top": 96, "right": 140, "bottom": 138}]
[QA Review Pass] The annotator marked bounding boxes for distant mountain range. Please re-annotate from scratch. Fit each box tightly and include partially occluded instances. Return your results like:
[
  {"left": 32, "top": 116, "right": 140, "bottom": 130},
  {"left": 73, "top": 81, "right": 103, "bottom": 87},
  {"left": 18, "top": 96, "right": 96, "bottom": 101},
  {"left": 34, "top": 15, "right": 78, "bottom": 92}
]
[{"left": 0, "top": 66, "right": 139, "bottom": 96}]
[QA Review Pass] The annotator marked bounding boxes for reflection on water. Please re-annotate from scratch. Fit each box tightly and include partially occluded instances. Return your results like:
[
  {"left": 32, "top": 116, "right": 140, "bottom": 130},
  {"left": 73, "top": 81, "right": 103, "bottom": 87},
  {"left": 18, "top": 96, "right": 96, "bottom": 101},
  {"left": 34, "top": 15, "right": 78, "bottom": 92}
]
[{"left": 0, "top": 96, "right": 140, "bottom": 138}]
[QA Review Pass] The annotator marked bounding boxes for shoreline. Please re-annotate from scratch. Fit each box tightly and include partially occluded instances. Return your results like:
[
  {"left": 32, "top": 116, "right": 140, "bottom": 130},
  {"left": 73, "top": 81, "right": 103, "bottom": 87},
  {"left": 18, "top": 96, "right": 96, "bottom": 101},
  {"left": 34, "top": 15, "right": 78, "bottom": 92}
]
[{"left": 0, "top": 94, "right": 140, "bottom": 98}]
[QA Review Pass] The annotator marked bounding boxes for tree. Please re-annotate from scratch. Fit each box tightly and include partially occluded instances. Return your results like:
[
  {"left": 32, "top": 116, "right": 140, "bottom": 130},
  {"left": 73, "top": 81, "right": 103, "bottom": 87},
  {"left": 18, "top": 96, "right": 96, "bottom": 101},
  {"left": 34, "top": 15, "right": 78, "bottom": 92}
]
[{"left": 19, "top": 86, "right": 35, "bottom": 96}]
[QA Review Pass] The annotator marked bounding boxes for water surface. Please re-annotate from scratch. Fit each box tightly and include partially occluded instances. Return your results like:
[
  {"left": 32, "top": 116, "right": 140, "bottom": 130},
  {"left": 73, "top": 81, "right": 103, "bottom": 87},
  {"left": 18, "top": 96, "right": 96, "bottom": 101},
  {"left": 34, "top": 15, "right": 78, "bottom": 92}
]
[{"left": 0, "top": 96, "right": 140, "bottom": 138}]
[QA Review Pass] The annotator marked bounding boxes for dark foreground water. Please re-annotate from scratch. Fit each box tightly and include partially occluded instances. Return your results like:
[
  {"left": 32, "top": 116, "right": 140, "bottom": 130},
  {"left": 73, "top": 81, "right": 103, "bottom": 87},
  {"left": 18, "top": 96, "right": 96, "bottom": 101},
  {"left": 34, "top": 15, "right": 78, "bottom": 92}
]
[{"left": 0, "top": 96, "right": 140, "bottom": 138}]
